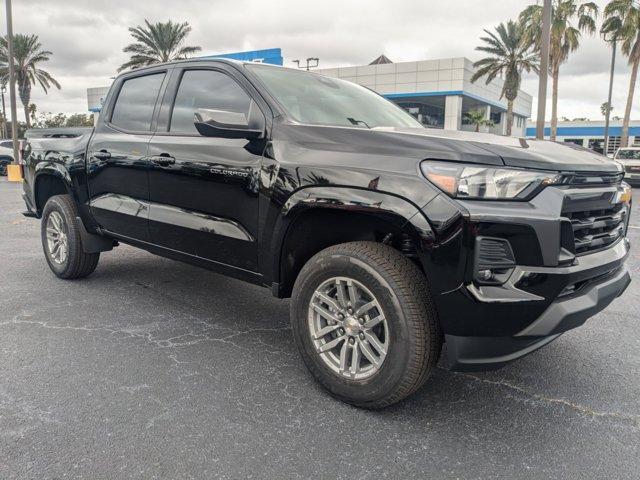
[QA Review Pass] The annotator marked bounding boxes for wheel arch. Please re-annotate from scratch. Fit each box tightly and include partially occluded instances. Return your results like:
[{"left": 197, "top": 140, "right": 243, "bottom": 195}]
[
  {"left": 33, "top": 165, "right": 74, "bottom": 215},
  {"left": 270, "top": 186, "right": 435, "bottom": 298}
]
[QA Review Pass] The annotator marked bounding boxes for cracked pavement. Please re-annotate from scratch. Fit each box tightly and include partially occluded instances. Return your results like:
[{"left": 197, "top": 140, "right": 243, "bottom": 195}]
[{"left": 1, "top": 178, "right": 639, "bottom": 479}]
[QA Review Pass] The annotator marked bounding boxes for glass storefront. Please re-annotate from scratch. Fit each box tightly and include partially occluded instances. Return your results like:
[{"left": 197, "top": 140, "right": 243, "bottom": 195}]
[{"left": 394, "top": 101, "right": 444, "bottom": 128}]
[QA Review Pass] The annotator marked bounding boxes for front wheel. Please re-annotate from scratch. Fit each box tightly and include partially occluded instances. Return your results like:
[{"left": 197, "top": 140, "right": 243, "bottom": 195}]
[
  {"left": 41, "top": 194, "right": 100, "bottom": 279},
  {"left": 290, "top": 241, "right": 442, "bottom": 409}
]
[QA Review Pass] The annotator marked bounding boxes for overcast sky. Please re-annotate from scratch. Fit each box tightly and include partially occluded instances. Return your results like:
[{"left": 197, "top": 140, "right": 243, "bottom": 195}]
[{"left": 2, "top": 0, "right": 638, "bottom": 122}]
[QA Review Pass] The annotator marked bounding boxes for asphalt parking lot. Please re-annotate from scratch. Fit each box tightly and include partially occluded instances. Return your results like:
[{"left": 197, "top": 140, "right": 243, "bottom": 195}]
[{"left": 0, "top": 178, "right": 639, "bottom": 479}]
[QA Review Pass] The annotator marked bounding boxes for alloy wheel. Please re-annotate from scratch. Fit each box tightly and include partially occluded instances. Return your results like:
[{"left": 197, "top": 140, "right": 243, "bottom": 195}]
[
  {"left": 45, "top": 211, "right": 69, "bottom": 265},
  {"left": 308, "top": 276, "right": 389, "bottom": 380}
]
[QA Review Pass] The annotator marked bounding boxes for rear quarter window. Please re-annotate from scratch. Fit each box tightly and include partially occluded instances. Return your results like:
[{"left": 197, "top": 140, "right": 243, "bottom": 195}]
[{"left": 110, "top": 73, "right": 165, "bottom": 132}]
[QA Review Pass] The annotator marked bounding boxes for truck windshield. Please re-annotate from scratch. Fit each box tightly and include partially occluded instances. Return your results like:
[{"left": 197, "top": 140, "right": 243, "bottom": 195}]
[
  {"left": 617, "top": 149, "right": 640, "bottom": 160},
  {"left": 246, "top": 64, "right": 423, "bottom": 129}
]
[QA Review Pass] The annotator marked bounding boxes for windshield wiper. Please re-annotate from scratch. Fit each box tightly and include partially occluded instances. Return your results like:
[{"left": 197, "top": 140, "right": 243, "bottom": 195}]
[{"left": 347, "top": 117, "right": 371, "bottom": 129}]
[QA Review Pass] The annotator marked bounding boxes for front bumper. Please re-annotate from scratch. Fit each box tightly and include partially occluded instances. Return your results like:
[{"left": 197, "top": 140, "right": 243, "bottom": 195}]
[
  {"left": 418, "top": 182, "right": 631, "bottom": 371},
  {"left": 445, "top": 256, "right": 630, "bottom": 371}
]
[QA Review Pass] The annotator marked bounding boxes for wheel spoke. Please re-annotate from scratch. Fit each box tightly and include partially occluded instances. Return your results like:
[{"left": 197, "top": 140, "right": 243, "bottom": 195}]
[
  {"left": 364, "top": 331, "right": 387, "bottom": 356},
  {"left": 359, "top": 338, "right": 381, "bottom": 367},
  {"left": 349, "top": 342, "right": 360, "bottom": 376},
  {"left": 355, "top": 301, "right": 376, "bottom": 317},
  {"left": 46, "top": 227, "right": 58, "bottom": 238},
  {"left": 51, "top": 213, "right": 63, "bottom": 231},
  {"left": 311, "top": 303, "right": 338, "bottom": 323},
  {"left": 339, "top": 340, "right": 349, "bottom": 373},
  {"left": 364, "top": 314, "right": 385, "bottom": 329},
  {"left": 347, "top": 280, "right": 359, "bottom": 306},
  {"left": 315, "top": 291, "right": 342, "bottom": 313},
  {"left": 313, "top": 323, "right": 340, "bottom": 340},
  {"left": 317, "top": 335, "right": 346, "bottom": 353},
  {"left": 335, "top": 279, "right": 349, "bottom": 308}
]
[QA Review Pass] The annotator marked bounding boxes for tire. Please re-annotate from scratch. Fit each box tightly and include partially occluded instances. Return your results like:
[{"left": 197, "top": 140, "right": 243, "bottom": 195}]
[
  {"left": 290, "top": 241, "right": 442, "bottom": 409},
  {"left": 41, "top": 194, "right": 100, "bottom": 279},
  {"left": 0, "top": 163, "right": 7, "bottom": 176}
]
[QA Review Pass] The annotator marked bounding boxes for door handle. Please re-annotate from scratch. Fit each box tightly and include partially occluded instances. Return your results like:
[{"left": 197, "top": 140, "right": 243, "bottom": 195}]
[
  {"left": 150, "top": 154, "right": 176, "bottom": 166},
  {"left": 93, "top": 150, "right": 111, "bottom": 160}
]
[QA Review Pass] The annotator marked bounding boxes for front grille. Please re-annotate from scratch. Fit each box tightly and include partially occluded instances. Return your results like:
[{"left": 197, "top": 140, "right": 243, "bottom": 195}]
[
  {"left": 565, "top": 172, "right": 624, "bottom": 185},
  {"left": 565, "top": 203, "right": 626, "bottom": 255}
]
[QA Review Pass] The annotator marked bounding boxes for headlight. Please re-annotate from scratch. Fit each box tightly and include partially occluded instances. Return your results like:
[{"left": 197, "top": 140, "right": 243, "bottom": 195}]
[{"left": 420, "top": 161, "right": 563, "bottom": 200}]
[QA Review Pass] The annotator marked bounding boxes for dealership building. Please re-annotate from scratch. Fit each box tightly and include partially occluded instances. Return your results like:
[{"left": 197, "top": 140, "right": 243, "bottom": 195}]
[
  {"left": 87, "top": 49, "right": 532, "bottom": 136},
  {"left": 315, "top": 56, "right": 532, "bottom": 136},
  {"left": 526, "top": 120, "right": 640, "bottom": 156}
]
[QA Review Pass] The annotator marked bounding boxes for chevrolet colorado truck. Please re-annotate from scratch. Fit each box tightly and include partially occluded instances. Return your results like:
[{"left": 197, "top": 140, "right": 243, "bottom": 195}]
[{"left": 20, "top": 59, "right": 632, "bottom": 408}]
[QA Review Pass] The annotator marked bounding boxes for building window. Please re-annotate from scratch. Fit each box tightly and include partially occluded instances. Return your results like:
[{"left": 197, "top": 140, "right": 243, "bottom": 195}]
[
  {"left": 490, "top": 111, "right": 502, "bottom": 124},
  {"left": 588, "top": 138, "right": 605, "bottom": 154},
  {"left": 563, "top": 138, "right": 583, "bottom": 146},
  {"left": 605, "top": 136, "right": 621, "bottom": 155},
  {"left": 395, "top": 101, "right": 444, "bottom": 128}
]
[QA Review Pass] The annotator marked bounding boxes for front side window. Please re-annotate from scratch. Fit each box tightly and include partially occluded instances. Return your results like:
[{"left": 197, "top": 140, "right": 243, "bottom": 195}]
[
  {"left": 170, "top": 70, "right": 252, "bottom": 134},
  {"left": 110, "top": 73, "right": 165, "bottom": 131},
  {"left": 246, "top": 64, "right": 422, "bottom": 129}
]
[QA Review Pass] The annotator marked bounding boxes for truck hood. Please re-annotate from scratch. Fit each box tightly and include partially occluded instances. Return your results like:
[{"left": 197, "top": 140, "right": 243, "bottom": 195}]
[
  {"left": 278, "top": 124, "right": 622, "bottom": 176},
  {"left": 382, "top": 127, "right": 623, "bottom": 174}
]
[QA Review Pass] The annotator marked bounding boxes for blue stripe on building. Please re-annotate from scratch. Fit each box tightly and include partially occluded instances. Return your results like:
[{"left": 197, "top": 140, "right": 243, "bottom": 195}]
[{"left": 526, "top": 126, "right": 640, "bottom": 137}]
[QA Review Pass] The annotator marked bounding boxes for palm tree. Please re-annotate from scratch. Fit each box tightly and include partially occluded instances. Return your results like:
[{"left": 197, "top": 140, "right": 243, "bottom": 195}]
[
  {"left": 0, "top": 34, "right": 61, "bottom": 128},
  {"left": 520, "top": 1, "right": 598, "bottom": 141},
  {"left": 464, "top": 109, "right": 495, "bottom": 132},
  {"left": 600, "top": 101, "right": 614, "bottom": 118},
  {"left": 601, "top": 0, "right": 640, "bottom": 147},
  {"left": 471, "top": 21, "right": 538, "bottom": 136},
  {"left": 119, "top": 20, "right": 201, "bottom": 72}
]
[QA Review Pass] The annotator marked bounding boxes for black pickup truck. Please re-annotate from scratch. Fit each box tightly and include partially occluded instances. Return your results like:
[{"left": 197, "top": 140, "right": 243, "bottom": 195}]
[{"left": 21, "top": 59, "right": 631, "bottom": 408}]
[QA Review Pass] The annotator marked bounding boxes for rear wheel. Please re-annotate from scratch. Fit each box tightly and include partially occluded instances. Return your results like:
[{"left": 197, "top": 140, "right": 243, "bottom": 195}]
[
  {"left": 41, "top": 194, "right": 100, "bottom": 279},
  {"left": 290, "top": 241, "right": 442, "bottom": 409}
]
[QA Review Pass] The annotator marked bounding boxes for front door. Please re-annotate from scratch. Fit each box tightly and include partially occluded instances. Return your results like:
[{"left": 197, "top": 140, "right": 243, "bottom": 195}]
[
  {"left": 87, "top": 70, "right": 168, "bottom": 241},
  {"left": 146, "top": 67, "right": 266, "bottom": 271}
]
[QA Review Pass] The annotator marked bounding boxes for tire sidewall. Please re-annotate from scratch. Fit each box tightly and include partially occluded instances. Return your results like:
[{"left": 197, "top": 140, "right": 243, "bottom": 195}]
[{"left": 291, "top": 250, "right": 419, "bottom": 406}]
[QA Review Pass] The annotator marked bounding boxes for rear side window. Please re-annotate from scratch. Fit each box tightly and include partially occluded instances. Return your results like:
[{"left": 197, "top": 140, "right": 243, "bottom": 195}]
[
  {"left": 111, "top": 73, "right": 165, "bottom": 131},
  {"left": 170, "top": 70, "right": 252, "bottom": 134}
]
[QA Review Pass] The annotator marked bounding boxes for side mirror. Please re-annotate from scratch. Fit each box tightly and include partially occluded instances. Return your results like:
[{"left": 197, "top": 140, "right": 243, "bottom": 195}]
[{"left": 194, "top": 108, "right": 263, "bottom": 139}]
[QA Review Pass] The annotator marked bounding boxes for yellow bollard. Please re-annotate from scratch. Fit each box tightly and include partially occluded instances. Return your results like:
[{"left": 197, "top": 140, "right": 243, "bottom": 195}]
[{"left": 6, "top": 164, "right": 22, "bottom": 182}]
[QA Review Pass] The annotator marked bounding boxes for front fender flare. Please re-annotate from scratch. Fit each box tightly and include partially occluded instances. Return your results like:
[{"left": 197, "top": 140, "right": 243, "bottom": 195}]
[{"left": 268, "top": 186, "right": 435, "bottom": 293}]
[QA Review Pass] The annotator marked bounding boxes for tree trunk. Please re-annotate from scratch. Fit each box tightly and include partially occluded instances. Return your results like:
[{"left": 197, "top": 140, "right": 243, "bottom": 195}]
[
  {"left": 23, "top": 104, "right": 30, "bottom": 129},
  {"left": 506, "top": 99, "right": 514, "bottom": 136},
  {"left": 18, "top": 79, "right": 31, "bottom": 129},
  {"left": 621, "top": 55, "right": 639, "bottom": 148},
  {"left": 550, "top": 65, "right": 559, "bottom": 142},
  {"left": 475, "top": 124, "right": 480, "bottom": 132}
]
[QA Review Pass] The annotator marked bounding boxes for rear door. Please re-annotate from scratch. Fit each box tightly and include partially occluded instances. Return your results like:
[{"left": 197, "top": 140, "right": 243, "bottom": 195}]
[
  {"left": 147, "top": 64, "right": 267, "bottom": 271},
  {"left": 87, "top": 69, "right": 169, "bottom": 241}
]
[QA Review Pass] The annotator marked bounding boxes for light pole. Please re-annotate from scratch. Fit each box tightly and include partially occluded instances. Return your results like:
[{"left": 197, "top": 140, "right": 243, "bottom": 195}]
[
  {"left": 603, "top": 35, "right": 617, "bottom": 156},
  {"left": 1, "top": 85, "right": 7, "bottom": 139},
  {"left": 292, "top": 57, "right": 320, "bottom": 71},
  {"left": 535, "top": 0, "right": 552, "bottom": 140},
  {"left": 5, "top": 0, "right": 21, "bottom": 174}
]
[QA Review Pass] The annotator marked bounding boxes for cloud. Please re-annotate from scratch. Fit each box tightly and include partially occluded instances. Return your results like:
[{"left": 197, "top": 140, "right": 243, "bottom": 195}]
[{"left": 1, "top": 0, "right": 635, "bottom": 121}]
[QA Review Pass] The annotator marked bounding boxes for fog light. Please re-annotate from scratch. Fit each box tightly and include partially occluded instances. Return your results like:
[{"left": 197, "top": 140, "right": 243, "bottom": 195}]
[
  {"left": 478, "top": 269, "right": 493, "bottom": 281},
  {"left": 474, "top": 237, "right": 516, "bottom": 285}
]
